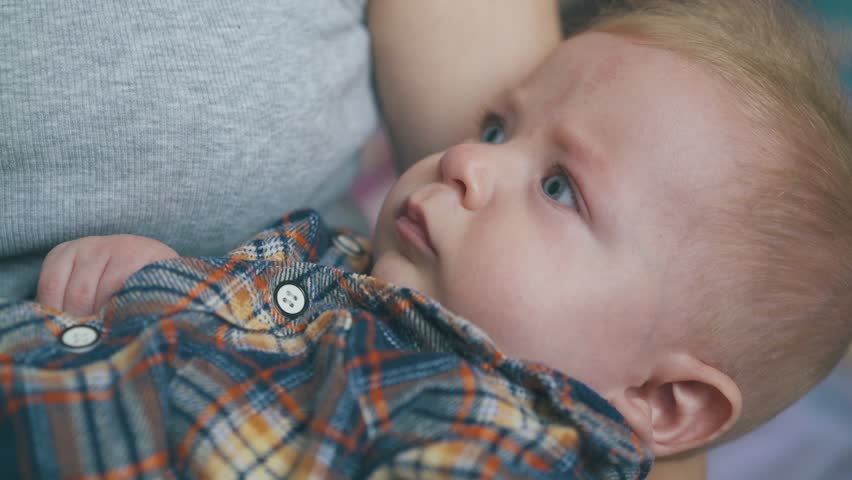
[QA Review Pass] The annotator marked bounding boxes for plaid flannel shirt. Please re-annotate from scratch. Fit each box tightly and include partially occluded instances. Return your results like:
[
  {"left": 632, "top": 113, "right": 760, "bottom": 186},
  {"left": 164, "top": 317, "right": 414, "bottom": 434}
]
[{"left": 0, "top": 210, "right": 652, "bottom": 479}]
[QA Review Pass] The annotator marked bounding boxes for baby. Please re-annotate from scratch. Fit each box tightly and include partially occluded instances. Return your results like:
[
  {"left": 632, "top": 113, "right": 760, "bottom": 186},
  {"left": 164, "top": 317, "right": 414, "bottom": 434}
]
[{"left": 4, "top": 0, "right": 852, "bottom": 478}]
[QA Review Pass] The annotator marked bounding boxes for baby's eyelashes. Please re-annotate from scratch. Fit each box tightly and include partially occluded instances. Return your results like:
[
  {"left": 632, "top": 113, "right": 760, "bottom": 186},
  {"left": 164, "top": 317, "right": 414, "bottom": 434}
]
[
  {"left": 478, "top": 112, "right": 507, "bottom": 145},
  {"left": 542, "top": 170, "right": 579, "bottom": 210}
]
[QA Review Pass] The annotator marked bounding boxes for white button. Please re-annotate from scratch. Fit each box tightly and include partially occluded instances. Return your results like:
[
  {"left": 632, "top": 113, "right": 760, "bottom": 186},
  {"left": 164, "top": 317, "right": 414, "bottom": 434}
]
[
  {"left": 60, "top": 325, "right": 100, "bottom": 350},
  {"left": 332, "top": 234, "right": 365, "bottom": 257},
  {"left": 274, "top": 282, "right": 307, "bottom": 316}
]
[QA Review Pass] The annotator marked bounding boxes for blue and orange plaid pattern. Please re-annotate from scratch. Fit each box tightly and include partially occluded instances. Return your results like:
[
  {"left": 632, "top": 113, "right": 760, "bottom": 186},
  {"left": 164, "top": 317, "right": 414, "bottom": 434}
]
[{"left": 0, "top": 210, "right": 651, "bottom": 479}]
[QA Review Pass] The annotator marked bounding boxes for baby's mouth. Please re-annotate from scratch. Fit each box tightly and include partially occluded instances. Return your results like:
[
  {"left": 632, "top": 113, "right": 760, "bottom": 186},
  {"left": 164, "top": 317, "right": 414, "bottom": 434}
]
[{"left": 395, "top": 198, "right": 436, "bottom": 256}]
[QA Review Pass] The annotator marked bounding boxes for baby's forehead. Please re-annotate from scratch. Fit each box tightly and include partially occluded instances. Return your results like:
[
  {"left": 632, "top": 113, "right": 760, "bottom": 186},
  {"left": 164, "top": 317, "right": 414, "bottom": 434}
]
[
  {"left": 544, "top": 32, "right": 702, "bottom": 85},
  {"left": 522, "top": 33, "right": 745, "bottom": 129}
]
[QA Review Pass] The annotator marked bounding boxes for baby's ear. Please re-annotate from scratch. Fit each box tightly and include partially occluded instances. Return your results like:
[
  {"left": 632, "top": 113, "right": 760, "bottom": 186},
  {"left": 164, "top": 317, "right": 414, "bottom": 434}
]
[{"left": 609, "top": 354, "right": 742, "bottom": 457}]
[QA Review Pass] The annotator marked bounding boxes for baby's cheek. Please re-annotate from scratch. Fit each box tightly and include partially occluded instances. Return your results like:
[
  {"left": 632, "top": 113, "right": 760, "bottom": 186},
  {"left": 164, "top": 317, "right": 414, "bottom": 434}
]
[{"left": 440, "top": 272, "right": 533, "bottom": 338}]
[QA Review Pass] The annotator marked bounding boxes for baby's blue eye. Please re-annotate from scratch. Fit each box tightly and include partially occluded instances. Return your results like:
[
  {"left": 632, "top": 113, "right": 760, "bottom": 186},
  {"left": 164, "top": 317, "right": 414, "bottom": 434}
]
[
  {"left": 542, "top": 172, "right": 578, "bottom": 209},
  {"left": 479, "top": 117, "right": 506, "bottom": 144}
]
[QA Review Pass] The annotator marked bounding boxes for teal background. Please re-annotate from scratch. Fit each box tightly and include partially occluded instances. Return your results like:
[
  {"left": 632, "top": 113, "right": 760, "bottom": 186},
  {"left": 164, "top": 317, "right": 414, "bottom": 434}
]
[{"left": 811, "top": 0, "right": 852, "bottom": 91}]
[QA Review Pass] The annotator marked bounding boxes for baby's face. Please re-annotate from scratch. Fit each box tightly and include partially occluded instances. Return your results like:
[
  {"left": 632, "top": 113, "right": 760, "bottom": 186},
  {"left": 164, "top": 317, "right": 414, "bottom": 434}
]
[{"left": 372, "top": 33, "right": 745, "bottom": 395}]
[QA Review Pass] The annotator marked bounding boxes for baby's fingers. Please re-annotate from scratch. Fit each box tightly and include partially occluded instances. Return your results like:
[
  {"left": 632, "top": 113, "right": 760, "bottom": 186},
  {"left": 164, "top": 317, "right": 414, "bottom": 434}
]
[
  {"left": 61, "top": 247, "right": 112, "bottom": 316},
  {"left": 36, "top": 240, "right": 110, "bottom": 316},
  {"left": 36, "top": 241, "right": 76, "bottom": 312},
  {"left": 37, "top": 235, "right": 178, "bottom": 316},
  {"left": 92, "top": 256, "right": 139, "bottom": 312}
]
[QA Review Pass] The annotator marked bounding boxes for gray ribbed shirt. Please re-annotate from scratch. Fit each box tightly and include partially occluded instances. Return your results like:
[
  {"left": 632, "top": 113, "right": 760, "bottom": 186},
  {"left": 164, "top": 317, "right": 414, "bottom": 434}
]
[{"left": 0, "top": 0, "right": 377, "bottom": 299}]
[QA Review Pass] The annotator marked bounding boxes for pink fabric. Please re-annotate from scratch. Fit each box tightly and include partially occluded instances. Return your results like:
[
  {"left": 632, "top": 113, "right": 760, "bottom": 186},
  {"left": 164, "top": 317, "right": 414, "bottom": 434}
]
[{"left": 351, "top": 130, "right": 397, "bottom": 232}]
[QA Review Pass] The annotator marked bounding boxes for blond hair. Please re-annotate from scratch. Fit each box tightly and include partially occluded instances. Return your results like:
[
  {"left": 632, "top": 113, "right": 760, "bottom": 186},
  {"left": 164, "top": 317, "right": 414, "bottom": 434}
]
[{"left": 581, "top": 0, "right": 852, "bottom": 440}]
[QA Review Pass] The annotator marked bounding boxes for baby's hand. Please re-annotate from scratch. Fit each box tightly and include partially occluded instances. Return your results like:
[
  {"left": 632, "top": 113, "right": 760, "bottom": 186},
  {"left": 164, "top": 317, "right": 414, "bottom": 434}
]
[{"left": 37, "top": 235, "right": 178, "bottom": 316}]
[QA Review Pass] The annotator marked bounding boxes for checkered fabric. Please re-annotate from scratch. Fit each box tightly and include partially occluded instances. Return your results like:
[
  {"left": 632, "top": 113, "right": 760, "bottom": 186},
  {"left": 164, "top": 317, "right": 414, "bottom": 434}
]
[{"left": 0, "top": 210, "right": 652, "bottom": 479}]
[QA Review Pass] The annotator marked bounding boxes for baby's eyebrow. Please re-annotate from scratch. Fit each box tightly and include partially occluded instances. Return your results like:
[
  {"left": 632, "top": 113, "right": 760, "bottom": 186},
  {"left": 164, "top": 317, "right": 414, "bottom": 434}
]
[
  {"left": 554, "top": 123, "right": 609, "bottom": 176},
  {"left": 499, "top": 87, "right": 527, "bottom": 126}
]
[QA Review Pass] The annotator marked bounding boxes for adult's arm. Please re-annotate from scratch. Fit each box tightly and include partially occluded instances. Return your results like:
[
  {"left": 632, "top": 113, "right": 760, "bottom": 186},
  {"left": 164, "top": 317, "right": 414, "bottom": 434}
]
[{"left": 369, "top": 0, "right": 562, "bottom": 170}]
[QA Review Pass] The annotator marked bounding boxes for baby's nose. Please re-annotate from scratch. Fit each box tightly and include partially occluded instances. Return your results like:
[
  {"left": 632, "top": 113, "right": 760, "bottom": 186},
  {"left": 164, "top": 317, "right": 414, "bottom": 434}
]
[{"left": 438, "top": 143, "right": 496, "bottom": 210}]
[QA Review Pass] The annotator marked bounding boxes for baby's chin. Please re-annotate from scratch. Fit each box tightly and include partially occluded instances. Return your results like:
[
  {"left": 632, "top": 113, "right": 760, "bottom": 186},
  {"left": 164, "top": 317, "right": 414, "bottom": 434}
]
[{"left": 370, "top": 251, "right": 438, "bottom": 300}]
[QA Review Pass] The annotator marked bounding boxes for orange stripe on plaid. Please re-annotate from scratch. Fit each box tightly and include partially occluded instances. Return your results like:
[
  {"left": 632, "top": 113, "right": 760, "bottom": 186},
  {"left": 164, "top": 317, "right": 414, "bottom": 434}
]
[
  {"left": 159, "top": 317, "right": 179, "bottom": 362},
  {"left": 520, "top": 445, "right": 552, "bottom": 471},
  {"left": 272, "top": 347, "right": 368, "bottom": 455},
  {"left": 214, "top": 324, "right": 228, "bottom": 350},
  {"left": 630, "top": 432, "right": 644, "bottom": 461},
  {"left": 102, "top": 296, "right": 119, "bottom": 332},
  {"left": 318, "top": 329, "right": 347, "bottom": 349},
  {"left": 481, "top": 455, "right": 501, "bottom": 480},
  {"left": 257, "top": 367, "right": 308, "bottom": 423},
  {"left": 42, "top": 312, "right": 63, "bottom": 337},
  {"left": 162, "top": 258, "right": 240, "bottom": 318},
  {"left": 453, "top": 425, "right": 550, "bottom": 472},
  {"left": 282, "top": 231, "right": 316, "bottom": 260},
  {"left": 0, "top": 354, "right": 14, "bottom": 421},
  {"left": 5, "top": 351, "right": 170, "bottom": 415},
  {"left": 176, "top": 380, "right": 265, "bottom": 468},
  {"left": 80, "top": 451, "right": 168, "bottom": 480},
  {"left": 562, "top": 381, "right": 574, "bottom": 408},
  {"left": 365, "top": 319, "right": 391, "bottom": 431},
  {"left": 453, "top": 425, "right": 499, "bottom": 444},
  {"left": 175, "top": 356, "right": 309, "bottom": 470},
  {"left": 308, "top": 417, "right": 362, "bottom": 452},
  {"left": 332, "top": 268, "right": 360, "bottom": 302},
  {"left": 127, "top": 351, "right": 168, "bottom": 379},
  {"left": 278, "top": 320, "right": 308, "bottom": 334},
  {"left": 45, "top": 351, "right": 90, "bottom": 370},
  {"left": 452, "top": 362, "right": 476, "bottom": 426},
  {"left": 7, "top": 390, "right": 113, "bottom": 411},
  {"left": 5, "top": 355, "right": 168, "bottom": 414},
  {"left": 343, "top": 349, "right": 404, "bottom": 371},
  {"left": 0, "top": 354, "right": 12, "bottom": 393},
  {"left": 252, "top": 269, "right": 268, "bottom": 293},
  {"left": 390, "top": 298, "right": 412, "bottom": 316}
]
